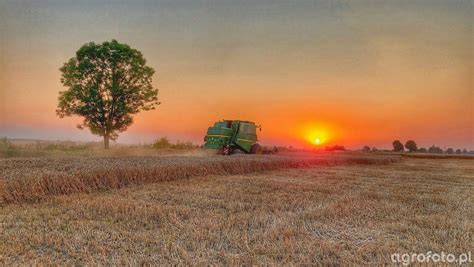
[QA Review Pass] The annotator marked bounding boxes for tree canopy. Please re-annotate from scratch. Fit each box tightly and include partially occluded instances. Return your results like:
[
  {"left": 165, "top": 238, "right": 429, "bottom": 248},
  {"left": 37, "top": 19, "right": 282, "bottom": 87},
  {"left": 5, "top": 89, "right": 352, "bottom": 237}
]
[
  {"left": 392, "top": 140, "right": 404, "bottom": 152},
  {"left": 404, "top": 140, "right": 418, "bottom": 152},
  {"left": 57, "top": 40, "right": 159, "bottom": 148},
  {"left": 428, "top": 145, "right": 443, "bottom": 154}
]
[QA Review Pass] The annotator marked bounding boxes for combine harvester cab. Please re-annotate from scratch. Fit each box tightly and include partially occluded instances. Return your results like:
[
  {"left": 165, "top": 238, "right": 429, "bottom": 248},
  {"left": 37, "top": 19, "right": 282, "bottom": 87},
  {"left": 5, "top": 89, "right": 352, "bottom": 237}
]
[{"left": 204, "top": 120, "right": 263, "bottom": 155}]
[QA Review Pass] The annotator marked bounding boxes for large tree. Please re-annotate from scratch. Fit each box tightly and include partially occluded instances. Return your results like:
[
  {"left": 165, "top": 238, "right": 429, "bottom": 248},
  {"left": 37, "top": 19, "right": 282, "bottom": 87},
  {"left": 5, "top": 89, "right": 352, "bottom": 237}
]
[{"left": 57, "top": 40, "right": 159, "bottom": 148}]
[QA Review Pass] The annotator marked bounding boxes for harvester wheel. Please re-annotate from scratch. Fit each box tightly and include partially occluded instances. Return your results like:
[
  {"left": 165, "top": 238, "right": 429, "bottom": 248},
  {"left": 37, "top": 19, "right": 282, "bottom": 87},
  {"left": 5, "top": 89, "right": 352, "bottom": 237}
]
[
  {"left": 232, "top": 148, "right": 244, "bottom": 154},
  {"left": 222, "top": 145, "right": 231, "bottom": 155},
  {"left": 250, "top": 143, "right": 262, "bottom": 154}
]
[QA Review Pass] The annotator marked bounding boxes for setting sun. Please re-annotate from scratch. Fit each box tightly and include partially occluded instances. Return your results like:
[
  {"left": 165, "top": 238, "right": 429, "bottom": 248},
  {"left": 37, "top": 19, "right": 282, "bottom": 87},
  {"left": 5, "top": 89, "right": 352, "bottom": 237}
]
[
  {"left": 298, "top": 122, "right": 337, "bottom": 147},
  {"left": 306, "top": 129, "right": 328, "bottom": 146}
]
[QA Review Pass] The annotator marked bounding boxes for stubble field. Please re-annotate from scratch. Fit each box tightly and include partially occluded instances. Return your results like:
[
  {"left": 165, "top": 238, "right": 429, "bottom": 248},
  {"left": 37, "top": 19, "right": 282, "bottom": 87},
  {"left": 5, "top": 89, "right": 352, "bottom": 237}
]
[{"left": 0, "top": 152, "right": 472, "bottom": 264}]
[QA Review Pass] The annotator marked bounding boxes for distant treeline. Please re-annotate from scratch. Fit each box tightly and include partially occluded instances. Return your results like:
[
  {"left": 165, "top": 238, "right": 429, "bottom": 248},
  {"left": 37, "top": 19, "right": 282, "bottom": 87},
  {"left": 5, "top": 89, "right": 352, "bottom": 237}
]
[
  {"left": 151, "top": 137, "right": 199, "bottom": 150},
  {"left": 2, "top": 137, "right": 472, "bottom": 157},
  {"left": 362, "top": 140, "right": 473, "bottom": 154}
]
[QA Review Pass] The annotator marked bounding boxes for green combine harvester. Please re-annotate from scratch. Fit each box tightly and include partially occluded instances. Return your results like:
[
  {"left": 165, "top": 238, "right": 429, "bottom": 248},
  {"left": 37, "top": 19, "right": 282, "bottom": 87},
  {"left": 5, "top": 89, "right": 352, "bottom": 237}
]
[{"left": 204, "top": 120, "right": 263, "bottom": 155}]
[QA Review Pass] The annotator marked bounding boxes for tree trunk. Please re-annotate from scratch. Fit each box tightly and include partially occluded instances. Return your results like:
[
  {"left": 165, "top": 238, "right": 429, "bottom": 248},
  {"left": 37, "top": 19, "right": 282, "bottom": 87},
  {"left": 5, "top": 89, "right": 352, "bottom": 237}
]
[{"left": 104, "top": 134, "right": 110, "bottom": 149}]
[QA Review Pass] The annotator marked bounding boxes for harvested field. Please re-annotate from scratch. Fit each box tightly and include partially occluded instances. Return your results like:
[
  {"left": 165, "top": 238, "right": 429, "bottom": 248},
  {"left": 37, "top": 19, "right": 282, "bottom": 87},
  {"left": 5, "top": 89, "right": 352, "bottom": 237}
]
[
  {"left": 0, "top": 157, "right": 472, "bottom": 265},
  {"left": 0, "top": 153, "right": 399, "bottom": 204}
]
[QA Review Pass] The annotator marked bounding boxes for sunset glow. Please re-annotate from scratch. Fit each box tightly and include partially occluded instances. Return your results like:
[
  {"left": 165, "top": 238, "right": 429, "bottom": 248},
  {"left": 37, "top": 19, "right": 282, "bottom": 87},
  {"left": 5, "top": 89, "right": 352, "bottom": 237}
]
[
  {"left": 0, "top": 0, "right": 472, "bottom": 150},
  {"left": 297, "top": 120, "right": 337, "bottom": 147}
]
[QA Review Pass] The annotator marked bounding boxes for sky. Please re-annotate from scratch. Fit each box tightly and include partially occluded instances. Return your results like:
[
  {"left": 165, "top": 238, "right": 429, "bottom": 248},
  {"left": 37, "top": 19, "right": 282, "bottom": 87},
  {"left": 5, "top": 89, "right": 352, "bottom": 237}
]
[{"left": 0, "top": 0, "right": 472, "bottom": 149}]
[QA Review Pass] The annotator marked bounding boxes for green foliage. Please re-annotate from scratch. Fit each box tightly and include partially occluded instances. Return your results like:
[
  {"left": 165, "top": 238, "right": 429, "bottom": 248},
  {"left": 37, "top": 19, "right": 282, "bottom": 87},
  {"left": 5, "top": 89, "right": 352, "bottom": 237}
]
[
  {"left": 152, "top": 137, "right": 172, "bottom": 149},
  {"left": 152, "top": 137, "right": 197, "bottom": 150},
  {"left": 57, "top": 40, "right": 159, "bottom": 148}
]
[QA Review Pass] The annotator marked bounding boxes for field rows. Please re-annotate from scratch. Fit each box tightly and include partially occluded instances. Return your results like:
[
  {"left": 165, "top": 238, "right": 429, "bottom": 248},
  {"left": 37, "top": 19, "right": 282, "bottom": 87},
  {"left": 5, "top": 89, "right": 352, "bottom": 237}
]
[
  {"left": 0, "top": 153, "right": 400, "bottom": 205},
  {"left": 0, "top": 158, "right": 472, "bottom": 264}
]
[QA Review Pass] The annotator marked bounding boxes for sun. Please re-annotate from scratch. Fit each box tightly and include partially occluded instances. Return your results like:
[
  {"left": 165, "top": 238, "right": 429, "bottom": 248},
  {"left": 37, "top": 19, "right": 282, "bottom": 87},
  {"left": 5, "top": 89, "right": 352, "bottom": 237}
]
[
  {"left": 300, "top": 122, "right": 335, "bottom": 147},
  {"left": 305, "top": 130, "right": 327, "bottom": 146}
]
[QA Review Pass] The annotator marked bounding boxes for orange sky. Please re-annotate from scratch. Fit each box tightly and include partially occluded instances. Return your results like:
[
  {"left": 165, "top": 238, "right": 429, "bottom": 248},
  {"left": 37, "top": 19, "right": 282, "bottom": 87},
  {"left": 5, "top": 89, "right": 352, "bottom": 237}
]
[{"left": 0, "top": 0, "right": 472, "bottom": 149}]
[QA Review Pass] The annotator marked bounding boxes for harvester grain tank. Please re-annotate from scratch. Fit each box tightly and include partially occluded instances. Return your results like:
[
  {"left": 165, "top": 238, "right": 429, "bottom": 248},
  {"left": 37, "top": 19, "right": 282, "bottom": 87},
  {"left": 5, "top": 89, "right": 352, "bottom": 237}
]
[{"left": 204, "top": 120, "right": 262, "bottom": 155}]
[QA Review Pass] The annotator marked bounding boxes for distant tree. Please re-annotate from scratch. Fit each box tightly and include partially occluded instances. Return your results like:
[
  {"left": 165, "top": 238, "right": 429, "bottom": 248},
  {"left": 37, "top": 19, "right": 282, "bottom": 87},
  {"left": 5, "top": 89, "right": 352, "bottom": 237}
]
[
  {"left": 372, "top": 147, "right": 378, "bottom": 152},
  {"left": 418, "top": 147, "right": 427, "bottom": 153},
  {"left": 362, "top": 146, "right": 371, "bottom": 152},
  {"left": 446, "top": 148, "right": 454, "bottom": 154},
  {"left": 462, "top": 149, "right": 468, "bottom": 154},
  {"left": 57, "top": 40, "right": 160, "bottom": 148},
  {"left": 428, "top": 145, "right": 443, "bottom": 154},
  {"left": 152, "top": 137, "right": 171, "bottom": 149},
  {"left": 152, "top": 137, "right": 197, "bottom": 150},
  {"left": 455, "top": 149, "right": 462, "bottom": 154},
  {"left": 392, "top": 140, "right": 404, "bottom": 152},
  {"left": 404, "top": 140, "right": 418, "bottom": 152}
]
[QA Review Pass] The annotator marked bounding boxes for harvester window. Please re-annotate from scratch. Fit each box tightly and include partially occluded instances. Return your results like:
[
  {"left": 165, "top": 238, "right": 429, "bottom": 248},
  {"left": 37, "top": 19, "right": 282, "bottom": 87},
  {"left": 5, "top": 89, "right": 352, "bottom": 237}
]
[
  {"left": 240, "top": 123, "right": 255, "bottom": 133},
  {"left": 248, "top": 124, "right": 256, "bottom": 133}
]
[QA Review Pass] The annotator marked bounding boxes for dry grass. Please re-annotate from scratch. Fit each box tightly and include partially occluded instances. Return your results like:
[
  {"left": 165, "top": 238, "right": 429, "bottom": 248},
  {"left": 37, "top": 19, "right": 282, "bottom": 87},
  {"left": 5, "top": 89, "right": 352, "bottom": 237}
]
[
  {"left": 0, "top": 152, "right": 399, "bottom": 204},
  {"left": 0, "top": 138, "right": 205, "bottom": 158},
  {"left": 0, "top": 157, "right": 472, "bottom": 265}
]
